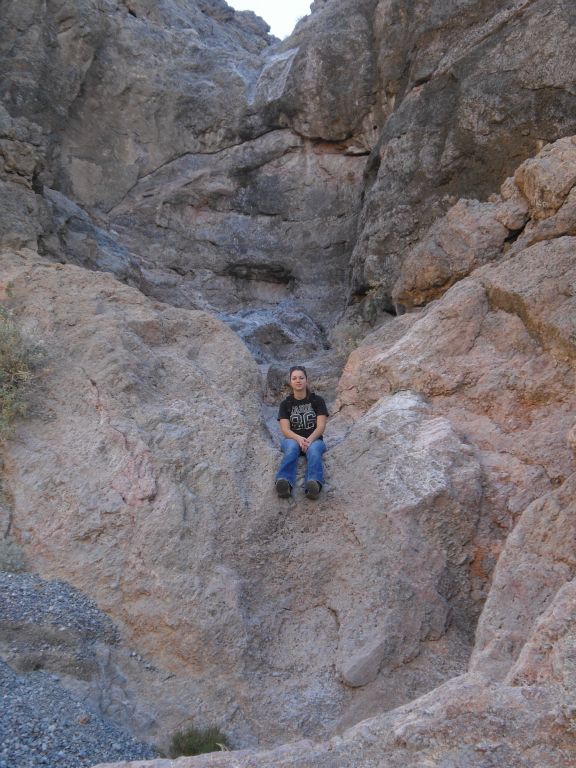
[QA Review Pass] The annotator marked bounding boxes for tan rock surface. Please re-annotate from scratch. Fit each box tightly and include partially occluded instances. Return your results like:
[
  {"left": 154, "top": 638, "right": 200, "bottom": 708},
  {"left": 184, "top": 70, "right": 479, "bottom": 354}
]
[
  {"left": 1, "top": 247, "right": 274, "bottom": 743},
  {"left": 472, "top": 474, "right": 576, "bottom": 680},
  {"left": 392, "top": 198, "right": 514, "bottom": 310},
  {"left": 2, "top": 248, "right": 484, "bottom": 745},
  {"left": 338, "top": 136, "right": 576, "bottom": 601},
  {"left": 514, "top": 136, "right": 576, "bottom": 221},
  {"left": 93, "top": 673, "right": 575, "bottom": 767}
]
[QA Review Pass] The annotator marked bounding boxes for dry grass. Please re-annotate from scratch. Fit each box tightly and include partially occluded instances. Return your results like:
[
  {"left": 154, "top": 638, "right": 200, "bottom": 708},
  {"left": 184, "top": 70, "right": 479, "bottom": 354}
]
[
  {"left": 168, "top": 725, "right": 230, "bottom": 758},
  {"left": 0, "top": 307, "right": 43, "bottom": 439}
]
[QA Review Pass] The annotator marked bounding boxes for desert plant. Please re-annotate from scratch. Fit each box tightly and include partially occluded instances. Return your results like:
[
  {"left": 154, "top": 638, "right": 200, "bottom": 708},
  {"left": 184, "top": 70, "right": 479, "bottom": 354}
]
[
  {"left": 0, "top": 307, "right": 42, "bottom": 439},
  {"left": 168, "top": 725, "right": 230, "bottom": 758}
]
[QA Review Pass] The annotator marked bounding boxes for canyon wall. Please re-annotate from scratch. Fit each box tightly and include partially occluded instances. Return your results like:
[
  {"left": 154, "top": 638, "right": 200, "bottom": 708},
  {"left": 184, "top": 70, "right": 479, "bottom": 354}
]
[{"left": 0, "top": 0, "right": 575, "bottom": 765}]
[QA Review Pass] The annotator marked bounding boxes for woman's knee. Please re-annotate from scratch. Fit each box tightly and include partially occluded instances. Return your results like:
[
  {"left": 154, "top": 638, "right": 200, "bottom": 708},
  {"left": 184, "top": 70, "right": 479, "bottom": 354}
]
[
  {"left": 307, "top": 440, "right": 326, "bottom": 456},
  {"left": 282, "top": 438, "right": 300, "bottom": 454}
]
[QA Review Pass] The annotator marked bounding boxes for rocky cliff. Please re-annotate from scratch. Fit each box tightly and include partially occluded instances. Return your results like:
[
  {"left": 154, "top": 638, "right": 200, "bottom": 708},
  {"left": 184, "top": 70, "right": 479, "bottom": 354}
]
[{"left": 0, "top": 0, "right": 575, "bottom": 766}]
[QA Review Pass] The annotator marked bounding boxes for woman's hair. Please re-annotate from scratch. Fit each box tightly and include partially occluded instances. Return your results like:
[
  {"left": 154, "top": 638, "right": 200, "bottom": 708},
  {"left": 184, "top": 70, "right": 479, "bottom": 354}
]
[{"left": 288, "top": 365, "right": 311, "bottom": 397}]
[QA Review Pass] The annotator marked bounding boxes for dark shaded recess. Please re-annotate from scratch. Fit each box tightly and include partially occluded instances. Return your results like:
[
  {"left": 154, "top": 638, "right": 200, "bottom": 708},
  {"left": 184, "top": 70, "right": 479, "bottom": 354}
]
[
  {"left": 504, "top": 226, "right": 525, "bottom": 246},
  {"left": 222, "top": 262, "right": 294, "bottom": 285},
  {"left": 350, "top": 284, "right": 399, "bottom": 318},
  {"left": 31, "top": 168, "right": 44, "bottom": 195},
  {"left": 258, "top": 96, "right": 300, "bottom": 136},
  {"left": 128, "top": 9, "right": 137, "bottom": 17},
  {"left": 360, "top": 147, "right": 381, "bottom": 205}
]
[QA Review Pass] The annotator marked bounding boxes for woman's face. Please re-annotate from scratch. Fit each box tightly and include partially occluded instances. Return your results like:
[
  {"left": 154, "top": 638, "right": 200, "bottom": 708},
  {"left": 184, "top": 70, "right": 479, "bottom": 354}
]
[{"left": 290, "top": 369, "right": 308, "bottom": 396}]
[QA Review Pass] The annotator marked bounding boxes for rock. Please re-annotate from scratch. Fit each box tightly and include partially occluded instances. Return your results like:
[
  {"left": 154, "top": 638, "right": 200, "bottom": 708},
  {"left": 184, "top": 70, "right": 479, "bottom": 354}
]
[
  {"left": 0, "top": 105, "right": 48, "bottom": 249},
  {"left": 39, "top": 188, "right": 147, "bottom": 290},
  {"left": 337, "top": 243, "right": 576, "bottom": 601},
  {"left": 326, "top": 392, "right": 482, "bottom": 689},
  {"left": 1, "top": 1, "right": 576, "bottom": 765},
  {"left": 0, "top": 0, "right": 272, "bottom": 209},
  {"left": 392, "top": 198, "right": 513, "bottom": 310},
  {"left": 221, "top": 303, "right": 329, "bottom": 364},
  {"left": 2, "top": 248, "right": 486, "bottom": 744},
  {"left": 349, "top": 0, "right": 576, "bottom": 315},
  {"left": 0, "top": 182, "right": 47, "bottom": 250},
  {"left": 107, "top": 129, "right": 367, "bottom": 328},
  {"left": 471, "top": 474, "right": 576, "bottom": 681},
  {"left": 514, "top": 136, "right": 576, "bottom": 221},
  {"left": 568, "top": 424, "right": 576, "bottom": 457},
  {"left": 479, "top": 235, "right": 576, "bottom": 357},
  {"left": 0, "top": 248, "right": 271, "bottom": 743},
  {"left": 93, "top": 672, "right": 576, "bottom": 767},
  {"left": 513, "top": 186, "right": 576, "bottom": 249},
  {"left": 508, "top": 577, "right": 576, "bottom": 694},
  {"left": 255, "top": 0, "right": 380, "bottom": 147},
  {"left": 0, "top": 1, "right": 372, "bottom": 335}
]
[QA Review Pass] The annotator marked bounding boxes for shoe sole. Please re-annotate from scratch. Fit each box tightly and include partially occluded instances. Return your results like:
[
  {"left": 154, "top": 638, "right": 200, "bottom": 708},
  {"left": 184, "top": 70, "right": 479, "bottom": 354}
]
[
  {"left": 305, "top": 480, "right": 321, "bottom": 499},
  {"left": 276, "top": 479, "right": 291, "bottom": 498}
]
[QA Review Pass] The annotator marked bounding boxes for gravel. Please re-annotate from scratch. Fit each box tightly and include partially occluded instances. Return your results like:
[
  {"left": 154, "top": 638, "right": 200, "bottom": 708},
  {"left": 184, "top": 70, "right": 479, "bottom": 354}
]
[
  {"left": 0, "top": 573, "right": 118, "bottom": 643},
  {"left": 0, "top": 661, "right": 157, "bottom": 768},
  {"left": 0, "top": 573, "right": 158, "bottom": 768}
]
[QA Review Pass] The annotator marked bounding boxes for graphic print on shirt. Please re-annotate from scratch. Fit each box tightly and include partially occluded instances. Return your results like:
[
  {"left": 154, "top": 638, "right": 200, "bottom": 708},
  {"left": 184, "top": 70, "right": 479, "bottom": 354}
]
[{"left": 290, "top": 402, "right": 316, "bottom": 433}]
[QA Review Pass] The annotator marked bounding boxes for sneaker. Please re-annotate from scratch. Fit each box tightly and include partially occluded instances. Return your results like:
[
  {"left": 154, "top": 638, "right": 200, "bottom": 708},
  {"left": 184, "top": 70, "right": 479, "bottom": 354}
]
[
  {"left": 305, "top": 480, "right": 321, "bottom": 499},
  {"left": 275, "top": 478, "right": 291, "bottom": 498}
]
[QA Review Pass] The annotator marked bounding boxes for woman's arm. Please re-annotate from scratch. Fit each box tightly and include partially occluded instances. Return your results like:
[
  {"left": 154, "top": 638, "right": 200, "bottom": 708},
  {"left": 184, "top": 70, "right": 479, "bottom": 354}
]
[
  {"left": 279, "top": 418, "right": 309, "bottom": 450},
  {"left": 306, "top": 414, "right": 327, "bottom": 445}
]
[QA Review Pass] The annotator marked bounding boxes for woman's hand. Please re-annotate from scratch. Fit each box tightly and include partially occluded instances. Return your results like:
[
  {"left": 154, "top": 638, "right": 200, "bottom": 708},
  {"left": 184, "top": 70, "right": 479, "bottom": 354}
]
[{"left": 297, "top": 436, "right": 310, "bottom": 452}]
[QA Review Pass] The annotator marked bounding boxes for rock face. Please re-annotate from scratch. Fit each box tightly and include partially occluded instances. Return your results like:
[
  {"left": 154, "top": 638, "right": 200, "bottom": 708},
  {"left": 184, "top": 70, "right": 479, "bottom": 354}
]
[
  {"left": 348, "top": 0, "right": 576, "bottom": 317},
  {"left": 1, "top": 247, "right": 480, "bottom": 745},
  {"left": 107, "top": 129, "right": 366, "bottom": 334},
  {"left": 92, "top": 134, "right": 576, "bottom": 765},
  {"left": 1, "top": 0, "right": 371, "bottom": 361},
  {"left": 1, "top": 0, "right": 576, "bottom": 765},
  {"left": 338, "top": 135, "right": 576, "bottom": 599}
]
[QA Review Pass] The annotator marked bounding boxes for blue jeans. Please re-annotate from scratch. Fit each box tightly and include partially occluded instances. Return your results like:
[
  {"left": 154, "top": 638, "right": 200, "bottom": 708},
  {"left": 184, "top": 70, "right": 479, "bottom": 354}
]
[{"left": 276, "top": 438, "right": 326, "bottom": 488}]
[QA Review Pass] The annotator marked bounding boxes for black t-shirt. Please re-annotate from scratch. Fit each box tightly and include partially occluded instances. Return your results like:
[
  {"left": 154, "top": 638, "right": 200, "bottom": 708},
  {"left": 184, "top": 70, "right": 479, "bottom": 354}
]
[{"left": 277, "top": 393, "right": 329, "bottom": 440}]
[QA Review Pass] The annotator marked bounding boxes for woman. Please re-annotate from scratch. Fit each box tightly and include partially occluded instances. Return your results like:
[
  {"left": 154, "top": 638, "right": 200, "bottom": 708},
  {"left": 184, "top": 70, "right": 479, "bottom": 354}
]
[{"left": 275, "top": 366, "right": 328, "bottom": 499}]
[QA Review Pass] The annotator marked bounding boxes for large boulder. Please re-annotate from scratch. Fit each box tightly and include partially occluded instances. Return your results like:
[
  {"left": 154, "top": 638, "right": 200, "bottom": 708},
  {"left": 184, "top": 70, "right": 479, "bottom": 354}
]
[
  {"left": 254, "top": 0, "right": 381, "bottom": 147},
  {"left": 2, "top": 248, "right": 485, "bottom": 745}
]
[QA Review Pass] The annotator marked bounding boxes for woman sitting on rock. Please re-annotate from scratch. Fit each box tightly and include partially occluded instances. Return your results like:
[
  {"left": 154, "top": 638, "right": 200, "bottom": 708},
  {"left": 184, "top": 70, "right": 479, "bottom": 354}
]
[{"left": 275, "top": 366, "right": 328, "bottom": 500}]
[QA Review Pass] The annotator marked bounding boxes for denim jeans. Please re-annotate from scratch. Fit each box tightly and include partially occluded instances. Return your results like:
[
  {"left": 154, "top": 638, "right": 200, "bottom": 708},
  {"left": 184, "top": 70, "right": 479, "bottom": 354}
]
[{"left": 276, "top": 438, "right": 326, "bottom": 488}]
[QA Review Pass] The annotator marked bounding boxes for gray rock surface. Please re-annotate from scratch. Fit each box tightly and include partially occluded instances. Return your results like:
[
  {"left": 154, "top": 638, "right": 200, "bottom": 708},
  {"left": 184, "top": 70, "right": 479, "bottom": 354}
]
[
  {"left": 347, "top": 0, "right": 576, "bottom": 321},
  {"left": 254, "top": 0, "right": 381, "bottom": 146},
  {"left": 0, "top": 104, "right": 48, "bottom": 249},
  {"left": 107, "top": 128, "right": 366, "bottom": 336},
  {"left": 40, "top": 188, "right": 146, "bottom": 290}
]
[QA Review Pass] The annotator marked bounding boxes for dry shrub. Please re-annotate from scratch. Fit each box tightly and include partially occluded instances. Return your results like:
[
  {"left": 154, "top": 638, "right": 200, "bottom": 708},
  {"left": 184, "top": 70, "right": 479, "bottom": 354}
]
[
  {"left": 0, "top": 307, "right": 43, "bottom": 439},
  {"left": 168, "top": 725, "right": 230, "bottom": 758}
]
